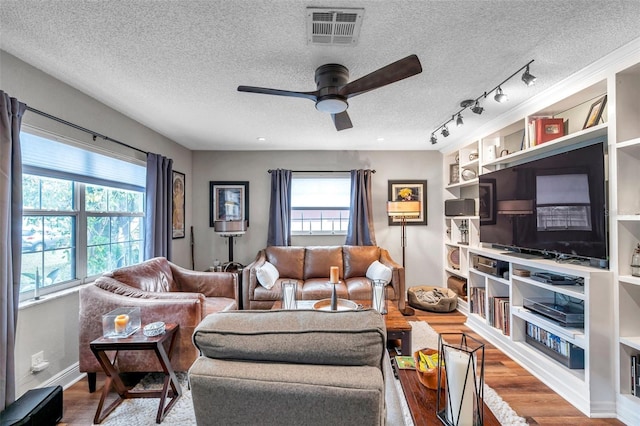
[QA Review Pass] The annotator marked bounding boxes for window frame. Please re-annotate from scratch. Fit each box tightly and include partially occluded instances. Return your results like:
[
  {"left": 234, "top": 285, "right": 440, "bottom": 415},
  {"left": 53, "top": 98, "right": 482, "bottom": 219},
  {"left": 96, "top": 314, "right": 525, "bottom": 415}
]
[
  {"left": 290, "top": 173, "right": 351, "bottom": 236},
  {"left": 19, "top": 129, "right": 145, "bottom": 302}
]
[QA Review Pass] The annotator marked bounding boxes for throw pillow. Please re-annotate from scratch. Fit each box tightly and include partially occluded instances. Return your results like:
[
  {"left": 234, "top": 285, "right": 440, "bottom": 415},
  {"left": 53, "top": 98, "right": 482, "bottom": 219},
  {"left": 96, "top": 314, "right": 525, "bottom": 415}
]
[
  {"left": 256, "top": 261, "right": 279, "bottom": 289},
  {"left": 366, "top": 260, "right": 392, "bottom": 285}
]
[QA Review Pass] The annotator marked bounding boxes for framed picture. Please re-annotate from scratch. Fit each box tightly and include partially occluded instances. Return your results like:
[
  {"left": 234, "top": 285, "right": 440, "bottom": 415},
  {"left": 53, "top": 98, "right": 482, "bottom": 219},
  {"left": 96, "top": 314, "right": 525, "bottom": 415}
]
[
  {"left": 172, "top": 171, "right": 186, "bottom": 239},
  {"left": 478, "top": 179, "right": 496, "bottom": 225},
  {"left": 449, "top": 164, "right": 459, "bottom": 184},
  {"left": 388, "top": 180, "right": 427, "bottom": 226},
  {"left": 209, "top": 181, "right": 249, "bottom": 227},
  {"left": 582, "top": 95, "right": 607, "bottom": 129}
]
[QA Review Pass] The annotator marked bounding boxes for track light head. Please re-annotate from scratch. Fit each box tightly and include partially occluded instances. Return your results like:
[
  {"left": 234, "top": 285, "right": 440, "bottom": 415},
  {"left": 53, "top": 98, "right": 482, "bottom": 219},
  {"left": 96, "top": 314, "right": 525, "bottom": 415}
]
[
  {"left": 441, "top": 126, "right": 450, "bottom": 137},
  {"left": 430, "top": 134, "right": 437, "bottom": 144},
  {"left": 456, "top": 113, "right": 463, "bottom": 127},
  {"left": 471, "top": 101, "right": 484, "bottom": 114},
  {"left": 521, "top": 66, "right": 536, "bottom": 86},
  {"left": 494, "top": 86, "right": 508, "bottom": 103}
]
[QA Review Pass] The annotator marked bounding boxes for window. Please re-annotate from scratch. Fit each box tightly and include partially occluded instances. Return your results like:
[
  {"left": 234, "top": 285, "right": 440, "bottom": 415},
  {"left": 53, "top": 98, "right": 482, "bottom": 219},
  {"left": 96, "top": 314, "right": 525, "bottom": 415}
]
[
  {"left": 291, "top": 174, "right": 351, "bottom": 235},
  {"left": 20, "top": 130, "right": 145, "bottom": 300}
]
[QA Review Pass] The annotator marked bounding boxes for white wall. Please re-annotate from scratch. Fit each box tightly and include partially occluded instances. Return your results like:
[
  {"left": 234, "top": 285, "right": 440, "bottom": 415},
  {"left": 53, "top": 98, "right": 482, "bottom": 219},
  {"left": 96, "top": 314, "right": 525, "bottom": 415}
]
[
  {"left": 1, "top": 50, "right": 192, "bottom": 396},
  {"left": 191, "top": 150, "right": 444, "bottom": 287}
]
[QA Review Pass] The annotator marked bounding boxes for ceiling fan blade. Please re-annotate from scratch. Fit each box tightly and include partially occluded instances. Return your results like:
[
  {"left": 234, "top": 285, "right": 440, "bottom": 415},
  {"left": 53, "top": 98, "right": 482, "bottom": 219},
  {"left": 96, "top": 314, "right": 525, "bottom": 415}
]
[
  {"left": 340, "top": 54, "right": 422, "bottom": 98},
  {"left": 332, "top": 111, "right": 353, "bottom": 131},
  {"left": 237, "top": 85, "right": 318, "bottom": 101}
]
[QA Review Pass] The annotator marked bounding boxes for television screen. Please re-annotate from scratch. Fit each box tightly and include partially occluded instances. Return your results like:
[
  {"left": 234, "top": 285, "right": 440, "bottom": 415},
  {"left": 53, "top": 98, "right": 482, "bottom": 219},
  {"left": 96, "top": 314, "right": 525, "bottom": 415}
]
[{"left": 479, "top": 141, "right": 607, "bottom": 262}]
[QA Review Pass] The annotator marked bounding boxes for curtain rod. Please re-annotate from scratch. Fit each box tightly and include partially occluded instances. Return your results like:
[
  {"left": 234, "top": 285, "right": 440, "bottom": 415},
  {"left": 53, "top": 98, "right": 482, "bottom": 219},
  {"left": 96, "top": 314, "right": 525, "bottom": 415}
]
[
  {"left": 268, "top": 169, "right": 376, "bottom": 173},
  {"left": 25, "top": 106, "right": 149, "bottom": 156}
]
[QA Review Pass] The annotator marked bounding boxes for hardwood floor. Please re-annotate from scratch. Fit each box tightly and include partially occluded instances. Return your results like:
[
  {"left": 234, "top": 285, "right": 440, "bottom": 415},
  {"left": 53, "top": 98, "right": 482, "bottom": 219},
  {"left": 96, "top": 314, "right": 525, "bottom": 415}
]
[{"left": 60, "top": 308, "right": 625, "bottom": 425}]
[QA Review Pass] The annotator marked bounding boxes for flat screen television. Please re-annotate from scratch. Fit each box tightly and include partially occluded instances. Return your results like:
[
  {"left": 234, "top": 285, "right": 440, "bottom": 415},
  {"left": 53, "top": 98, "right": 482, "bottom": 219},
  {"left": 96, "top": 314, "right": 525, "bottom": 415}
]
[{"left": 479, "top": 141, "right": 608, "bottom": 265}]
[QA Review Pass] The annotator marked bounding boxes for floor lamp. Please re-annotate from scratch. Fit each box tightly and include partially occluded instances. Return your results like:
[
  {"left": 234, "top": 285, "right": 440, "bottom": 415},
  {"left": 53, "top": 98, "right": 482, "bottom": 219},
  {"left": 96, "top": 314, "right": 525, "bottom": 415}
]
[
  {"left": 387, "top": 200, "right": 421, "bottom": 316},
  {"left": 213, "top": 220, "right": 247, "bottom": 271}
]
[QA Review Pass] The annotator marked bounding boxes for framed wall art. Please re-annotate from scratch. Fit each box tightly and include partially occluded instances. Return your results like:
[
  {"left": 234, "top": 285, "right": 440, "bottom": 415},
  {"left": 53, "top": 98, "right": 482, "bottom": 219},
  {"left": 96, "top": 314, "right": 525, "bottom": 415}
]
[
  {"left": 388, "top": 180, "right": 428, "bottom": 226},
  {"left": 582, "top": 94, "right": 607, "bottom": 129},
  {"left": 449, "top": 163, "right": 459, "bottom": 184},
  {"left": 478, "top": 179, "right": 496, "bottom": 225},
  {"left": 209, "top": 181, "right": 249, "bottom": 227},
  {"left": 172, "top": 171, "right": 186, "bottom": 239}
]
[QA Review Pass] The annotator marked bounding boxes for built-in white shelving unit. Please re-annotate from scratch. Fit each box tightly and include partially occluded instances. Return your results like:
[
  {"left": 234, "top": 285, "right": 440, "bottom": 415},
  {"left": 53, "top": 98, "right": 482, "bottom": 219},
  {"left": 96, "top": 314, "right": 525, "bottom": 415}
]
[{"left": 441, "top": 39, "right": 640, "bottom": 422}]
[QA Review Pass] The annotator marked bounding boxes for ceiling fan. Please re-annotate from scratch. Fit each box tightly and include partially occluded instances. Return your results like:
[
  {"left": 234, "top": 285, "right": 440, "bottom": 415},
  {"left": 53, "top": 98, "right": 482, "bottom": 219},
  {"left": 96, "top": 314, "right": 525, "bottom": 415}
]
[{"left": 237, "top": 54, "right": 422, "bottom": 131}]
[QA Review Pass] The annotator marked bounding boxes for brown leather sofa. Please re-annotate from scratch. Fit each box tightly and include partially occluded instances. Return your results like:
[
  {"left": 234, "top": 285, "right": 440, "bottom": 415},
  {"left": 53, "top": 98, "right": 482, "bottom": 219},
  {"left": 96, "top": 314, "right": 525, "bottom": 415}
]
[
  {"left": 242, "top": 245, "right": 407, "bottom": 311},
  {"left": 78, "top": 257, "right": 237, "bottom": 392}
]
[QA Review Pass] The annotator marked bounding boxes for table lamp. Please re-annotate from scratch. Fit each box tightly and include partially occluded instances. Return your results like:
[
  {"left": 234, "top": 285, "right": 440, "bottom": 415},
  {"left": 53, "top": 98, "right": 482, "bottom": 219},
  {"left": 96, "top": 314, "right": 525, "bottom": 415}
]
[{"left": 387, "top": 200, "right": 420, "bottom": 316}]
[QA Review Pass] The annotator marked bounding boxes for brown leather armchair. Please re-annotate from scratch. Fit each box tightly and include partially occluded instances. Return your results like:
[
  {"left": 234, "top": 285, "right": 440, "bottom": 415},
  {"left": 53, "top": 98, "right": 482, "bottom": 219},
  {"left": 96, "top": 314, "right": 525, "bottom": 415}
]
[{"left": 79, "top": 257, "right": 237, "bottom": 392}]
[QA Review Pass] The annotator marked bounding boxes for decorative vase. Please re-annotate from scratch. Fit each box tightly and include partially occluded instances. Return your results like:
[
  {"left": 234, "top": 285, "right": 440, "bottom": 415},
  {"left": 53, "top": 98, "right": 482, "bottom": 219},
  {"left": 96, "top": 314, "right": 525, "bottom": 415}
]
[{"left": 331, "top": 283, "right": 338, "bottom": 310}]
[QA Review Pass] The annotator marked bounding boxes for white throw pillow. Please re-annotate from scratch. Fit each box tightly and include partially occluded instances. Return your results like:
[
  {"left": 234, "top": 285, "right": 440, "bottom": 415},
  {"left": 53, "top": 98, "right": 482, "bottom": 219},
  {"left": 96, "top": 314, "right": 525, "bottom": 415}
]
[
  {"left": 366, "top": 260, "right": 392, "bottom": 285},
  {"left": 256, "top": 261, "right": 280, "bottom": 289}
]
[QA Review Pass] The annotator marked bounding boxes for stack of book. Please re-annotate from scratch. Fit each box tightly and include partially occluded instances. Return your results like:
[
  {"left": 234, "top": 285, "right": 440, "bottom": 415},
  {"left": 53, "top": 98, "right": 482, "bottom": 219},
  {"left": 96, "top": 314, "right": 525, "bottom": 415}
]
[
  {"left": 631, "top": 354, "right": 640, "bottom": 398},
  {"left": 526, "top": 117, "right": 565, "bottom": 148},
  {"left": 470, "top": 287, "right": 486, "bottom": 318},
  {"left": 488, "top": 296, "right": 510, "bottom": 336}
]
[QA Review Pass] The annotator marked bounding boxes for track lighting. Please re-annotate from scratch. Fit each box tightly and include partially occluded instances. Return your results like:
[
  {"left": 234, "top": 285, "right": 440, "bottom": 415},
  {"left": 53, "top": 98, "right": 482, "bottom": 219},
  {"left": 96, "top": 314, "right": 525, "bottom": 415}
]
[
  {"left": 471, "top": 101, "right": 483, "bottom": 115},
  {"left": 428, "top": 60, "right": 535, "bottom": 144},
  {"left": 494, "top": 86, "right": 508, "bottom": 103},
  {"left": 521, "top": 65, "right": 536, "bottom": 86}
]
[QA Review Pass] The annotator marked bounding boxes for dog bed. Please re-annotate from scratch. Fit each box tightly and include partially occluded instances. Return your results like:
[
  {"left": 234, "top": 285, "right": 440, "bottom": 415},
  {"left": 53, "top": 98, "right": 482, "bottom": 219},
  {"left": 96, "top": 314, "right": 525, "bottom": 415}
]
[{"left": 408, "top": 286, "right": 458, "bottom": 312}]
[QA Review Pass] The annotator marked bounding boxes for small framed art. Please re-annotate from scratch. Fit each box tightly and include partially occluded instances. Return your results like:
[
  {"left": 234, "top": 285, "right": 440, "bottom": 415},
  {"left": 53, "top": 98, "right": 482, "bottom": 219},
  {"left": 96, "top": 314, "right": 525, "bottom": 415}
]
[{"left": 209, "top": 181, "right": 249, "bottom": 227}]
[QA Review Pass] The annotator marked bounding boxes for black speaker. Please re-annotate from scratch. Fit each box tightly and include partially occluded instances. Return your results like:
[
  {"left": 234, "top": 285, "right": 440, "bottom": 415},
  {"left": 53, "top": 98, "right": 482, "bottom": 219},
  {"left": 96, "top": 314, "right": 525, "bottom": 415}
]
[
  {"left": 445, "top": 198, "right": 475, "bottom": 216},
  {"left": 0, "top": 386, "right": 62, "bottom": 426}
]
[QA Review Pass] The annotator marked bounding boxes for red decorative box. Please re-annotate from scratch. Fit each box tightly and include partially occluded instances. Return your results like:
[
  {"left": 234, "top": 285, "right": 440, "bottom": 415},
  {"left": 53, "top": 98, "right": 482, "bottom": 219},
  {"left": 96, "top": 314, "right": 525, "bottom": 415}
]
[{"left": 535, "top": 118, "right": 565, "bottom": 144}]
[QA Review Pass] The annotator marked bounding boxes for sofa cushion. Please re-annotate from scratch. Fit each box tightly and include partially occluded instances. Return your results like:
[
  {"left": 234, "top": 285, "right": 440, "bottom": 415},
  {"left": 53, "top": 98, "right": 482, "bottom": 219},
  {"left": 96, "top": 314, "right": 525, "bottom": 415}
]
[
  {"left": 256, "top": 261, "right": 279, "bottom": 289},
  {"left": 193, "top": 310, "right": 385, "bottom": 367},
  {"left": 303, "top": 246, "right": 343, "bottom": 279},
  {"left": 265, "top": 246, "right": 305, "bottom": 280},
  {"left": 366, "top": 260, "right": 393, "bottom": 285},
  {"left": 343, "top": 245, "right": 381, "bottom": 279}
]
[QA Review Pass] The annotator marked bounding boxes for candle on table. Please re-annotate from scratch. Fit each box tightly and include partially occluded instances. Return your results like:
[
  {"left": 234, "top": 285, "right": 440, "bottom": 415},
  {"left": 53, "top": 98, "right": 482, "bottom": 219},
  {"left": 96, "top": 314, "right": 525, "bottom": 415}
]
[
  {"left": 445, "top": 348, "right": 475, "bottom": 426},
  {"left": 114, "top": 314, "right": 129, "bottom": 334},
  {"left": 330, "top": 266, "right": 339, "bottom": 283}
]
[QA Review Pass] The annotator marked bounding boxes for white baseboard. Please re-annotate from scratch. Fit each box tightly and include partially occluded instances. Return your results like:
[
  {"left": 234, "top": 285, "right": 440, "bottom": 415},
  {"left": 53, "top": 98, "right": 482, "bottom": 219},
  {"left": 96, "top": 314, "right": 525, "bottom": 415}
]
[{"left": 41, "top": 362, "right": 85, "bottom": 391}]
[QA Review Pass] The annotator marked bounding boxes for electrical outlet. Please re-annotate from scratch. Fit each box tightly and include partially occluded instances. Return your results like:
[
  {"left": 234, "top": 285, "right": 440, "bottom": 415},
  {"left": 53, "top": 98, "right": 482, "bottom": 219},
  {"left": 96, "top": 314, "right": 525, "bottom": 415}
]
[{"left": 31, "top": 351, "right": 44, "bottom": 369}]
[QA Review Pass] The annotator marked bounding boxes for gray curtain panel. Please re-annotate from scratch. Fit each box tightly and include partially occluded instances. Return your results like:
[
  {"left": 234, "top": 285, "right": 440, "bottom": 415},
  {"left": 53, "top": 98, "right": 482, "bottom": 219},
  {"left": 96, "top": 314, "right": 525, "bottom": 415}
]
[
  {"left": 144, "top": 153, "right": 173, "bottom": 260},
  {"left": 267, "top": 169, "right": 292, "bottom": 246},
  {"left": 0, "top": 91, "right": 26, "bottom": 410},
  {"left": 345, "top": 169, "right": 376, "bottom": 246}
]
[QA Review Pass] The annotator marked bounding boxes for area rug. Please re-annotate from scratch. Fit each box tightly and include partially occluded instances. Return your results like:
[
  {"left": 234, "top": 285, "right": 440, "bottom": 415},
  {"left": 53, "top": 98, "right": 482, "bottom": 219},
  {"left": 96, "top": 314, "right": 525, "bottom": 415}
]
[{"left": 409, "top": 320, "right": 529, "bottom": 426}]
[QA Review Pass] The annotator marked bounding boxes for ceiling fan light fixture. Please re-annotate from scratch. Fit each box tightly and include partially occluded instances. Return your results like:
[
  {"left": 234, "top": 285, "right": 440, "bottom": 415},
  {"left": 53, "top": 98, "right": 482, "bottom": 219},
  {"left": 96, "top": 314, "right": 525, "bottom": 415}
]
[
  {"left": 315, "top": 97, "right": 348, "bottom": 113},
  {"left": 521, "top": 66, "right": 536, "bottom": 86},
  {"left": 494, "top": 86, "right": 508, "bottom": 103}
]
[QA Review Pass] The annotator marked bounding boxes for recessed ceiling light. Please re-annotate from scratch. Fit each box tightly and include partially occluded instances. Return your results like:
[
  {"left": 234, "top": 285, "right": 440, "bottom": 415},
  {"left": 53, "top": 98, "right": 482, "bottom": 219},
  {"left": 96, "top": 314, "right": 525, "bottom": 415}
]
[
  {"left": 257, "top": 137, "right": 267, "bottom": 142},
  {"left": 376, "top": 137, "right": 385, "bottom": 142}
]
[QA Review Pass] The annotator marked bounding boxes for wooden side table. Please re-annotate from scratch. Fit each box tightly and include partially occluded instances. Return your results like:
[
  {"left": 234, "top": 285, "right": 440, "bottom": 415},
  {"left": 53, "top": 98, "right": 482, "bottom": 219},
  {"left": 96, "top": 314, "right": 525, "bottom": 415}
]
[{"left": 90, "top": 323, "right": 182, "bottom": 424}]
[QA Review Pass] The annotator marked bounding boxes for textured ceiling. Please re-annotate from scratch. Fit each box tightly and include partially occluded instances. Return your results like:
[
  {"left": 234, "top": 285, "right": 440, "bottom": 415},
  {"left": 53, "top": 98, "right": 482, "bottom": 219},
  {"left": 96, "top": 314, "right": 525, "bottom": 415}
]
[{"left": 2, "top": 1, "right": 640, "bottom": 151}]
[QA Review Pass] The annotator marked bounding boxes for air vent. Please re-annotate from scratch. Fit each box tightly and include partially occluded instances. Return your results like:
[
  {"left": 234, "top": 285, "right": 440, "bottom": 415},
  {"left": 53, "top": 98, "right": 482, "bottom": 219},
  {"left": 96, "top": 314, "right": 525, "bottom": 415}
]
[{"left": 306, "top": 7, "right": 364, "bottom": 46}]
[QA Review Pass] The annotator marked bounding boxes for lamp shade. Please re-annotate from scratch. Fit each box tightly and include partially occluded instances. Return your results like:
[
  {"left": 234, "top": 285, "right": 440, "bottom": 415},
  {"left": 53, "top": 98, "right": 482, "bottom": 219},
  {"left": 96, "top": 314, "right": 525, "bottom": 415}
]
[
  {"left": 387, "top": 201, "right": 421, "bottom": 217},
  {"left": 214, "top": 220, "right": 247, "bottom": 236}
]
